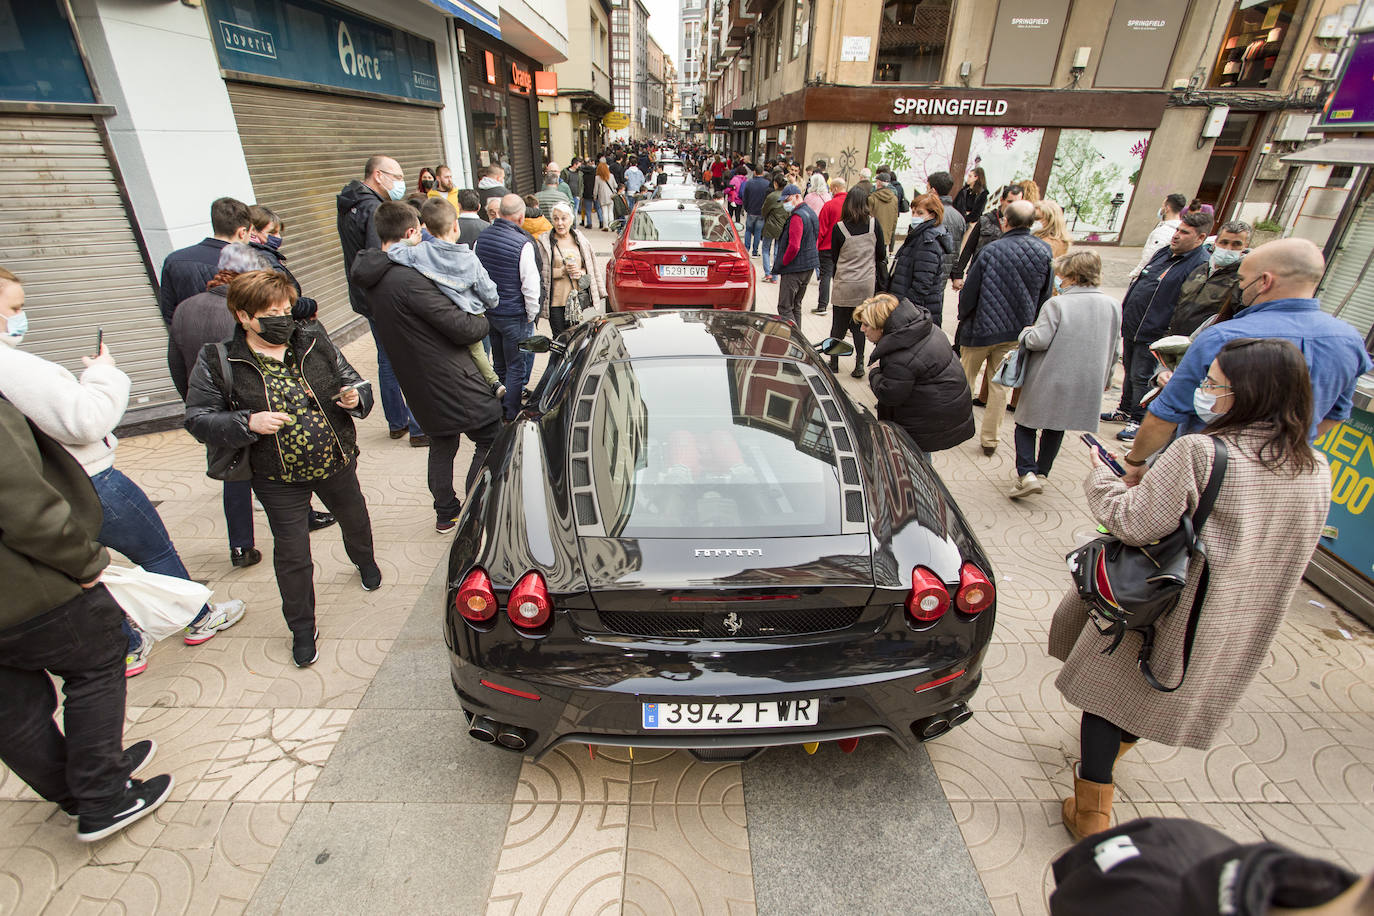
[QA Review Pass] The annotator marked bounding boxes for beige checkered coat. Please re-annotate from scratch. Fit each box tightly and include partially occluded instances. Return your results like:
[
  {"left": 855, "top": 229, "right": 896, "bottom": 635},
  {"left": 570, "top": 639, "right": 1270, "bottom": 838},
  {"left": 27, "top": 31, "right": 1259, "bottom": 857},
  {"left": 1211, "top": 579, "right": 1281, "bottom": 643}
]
[{"left": 1047, "top": 430, "right": 1331, "bottom": 749}]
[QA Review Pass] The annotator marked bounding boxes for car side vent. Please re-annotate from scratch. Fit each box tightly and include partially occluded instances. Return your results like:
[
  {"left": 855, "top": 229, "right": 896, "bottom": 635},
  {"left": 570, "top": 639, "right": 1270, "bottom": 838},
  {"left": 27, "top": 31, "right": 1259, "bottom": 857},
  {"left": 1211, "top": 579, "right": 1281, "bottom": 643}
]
[
  {"left": 845, "top": 491, "right": 865, "bottom": 522},
  {"left": 842, "top": 457, "right": 859, "bottom": 486},
  {"left": 808, "top": 376, "right": 827, "bottom": 395},
  {"left": 821, "top": 399, "right": 841, "bottom": 422},
  {"left": 569, "top": 366, "right": 606, "bottom": 536},
  {"left": 810, "top": 374, "right": 867, "bottom": 535}
]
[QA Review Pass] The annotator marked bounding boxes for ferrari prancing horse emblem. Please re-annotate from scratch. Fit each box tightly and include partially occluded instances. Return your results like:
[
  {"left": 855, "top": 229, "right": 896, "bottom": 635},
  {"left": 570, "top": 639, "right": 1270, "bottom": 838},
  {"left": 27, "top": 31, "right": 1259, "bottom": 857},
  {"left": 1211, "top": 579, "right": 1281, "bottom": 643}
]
[{"left": 722, "top": 612, "right": 743, "bottom": 635}]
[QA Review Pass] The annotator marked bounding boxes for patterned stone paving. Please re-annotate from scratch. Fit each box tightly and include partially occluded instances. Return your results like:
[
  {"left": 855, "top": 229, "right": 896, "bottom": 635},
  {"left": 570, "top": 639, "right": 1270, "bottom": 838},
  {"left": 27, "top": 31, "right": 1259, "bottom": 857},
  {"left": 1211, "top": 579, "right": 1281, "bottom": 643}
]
[{"left": 2, "top": 232, "right": 1372, "bottom": 915}]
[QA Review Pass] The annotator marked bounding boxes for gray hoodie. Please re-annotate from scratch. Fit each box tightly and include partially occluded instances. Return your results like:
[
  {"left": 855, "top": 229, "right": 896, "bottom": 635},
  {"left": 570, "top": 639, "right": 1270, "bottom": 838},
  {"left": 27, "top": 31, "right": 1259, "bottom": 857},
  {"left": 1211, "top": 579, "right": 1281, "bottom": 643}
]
[{"left": 386, "top": 238, "right": 498, "bottom": 315}]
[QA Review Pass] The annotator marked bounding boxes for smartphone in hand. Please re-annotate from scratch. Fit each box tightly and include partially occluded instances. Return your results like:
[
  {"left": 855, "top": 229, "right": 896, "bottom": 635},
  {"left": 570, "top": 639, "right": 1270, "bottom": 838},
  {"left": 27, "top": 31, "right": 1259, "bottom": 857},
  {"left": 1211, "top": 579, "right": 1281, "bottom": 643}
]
[
  {"left": 331, "top": 380, "right": 370, "bottom": 401},
  {"left": 1081, "top": 433, "right": 1126, "bottom": 477},
  {"left": 94, "top": 328, "right": 103, "bottom": 356}
]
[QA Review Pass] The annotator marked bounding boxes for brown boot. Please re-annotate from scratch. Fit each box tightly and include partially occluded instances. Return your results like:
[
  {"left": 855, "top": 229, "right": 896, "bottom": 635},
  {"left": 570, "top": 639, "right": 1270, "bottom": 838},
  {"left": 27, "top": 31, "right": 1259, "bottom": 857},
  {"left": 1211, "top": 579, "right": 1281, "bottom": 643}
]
[
  {"left": 1061, "top": 770, "right": 1114, "bottom": 841},
  {"left": 1115, "top": 740, "right": 1137, "bottom": 763}
]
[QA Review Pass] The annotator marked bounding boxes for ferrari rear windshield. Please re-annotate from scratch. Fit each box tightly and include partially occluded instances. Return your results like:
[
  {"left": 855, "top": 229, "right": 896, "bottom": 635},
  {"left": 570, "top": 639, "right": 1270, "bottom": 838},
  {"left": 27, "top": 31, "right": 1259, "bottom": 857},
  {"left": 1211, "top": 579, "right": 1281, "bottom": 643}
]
[
  {"left": 628, "top": 208, "right": 735, "bottom": 243},
  {"left": 590, "top": 358, "right": 842, "bottom": 537}
]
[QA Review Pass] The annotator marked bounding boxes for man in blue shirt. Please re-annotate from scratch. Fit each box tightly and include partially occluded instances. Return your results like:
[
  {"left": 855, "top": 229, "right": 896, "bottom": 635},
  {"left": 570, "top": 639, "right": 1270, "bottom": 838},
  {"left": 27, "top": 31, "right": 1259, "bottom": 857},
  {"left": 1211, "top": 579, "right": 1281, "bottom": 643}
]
[
  {"left": 1122, "top": 237, "right": 1372, "bottom": 486},
  {"left": 624, "top": 161, "right": 644, "bottom": 195}
]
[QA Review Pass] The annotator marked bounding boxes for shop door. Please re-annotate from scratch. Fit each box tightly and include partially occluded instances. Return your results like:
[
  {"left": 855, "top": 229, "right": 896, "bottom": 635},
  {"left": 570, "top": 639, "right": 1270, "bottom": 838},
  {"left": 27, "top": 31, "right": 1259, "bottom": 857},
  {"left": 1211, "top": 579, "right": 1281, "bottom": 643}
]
[
  {"left": 1318, "top": 191, "right": 1374, "bottom": 341},
  {"left": 226, "top": 82, "right": 444, "bottom": 334},
  {"left": 1196, "top": 151, "right": 1247, "bottom": 222},
  {"left": 0, "top": 114, "right": 174, "bottom": 413},
  {"left": 508, "top": 100, "right": 535, "bottom": 195}
]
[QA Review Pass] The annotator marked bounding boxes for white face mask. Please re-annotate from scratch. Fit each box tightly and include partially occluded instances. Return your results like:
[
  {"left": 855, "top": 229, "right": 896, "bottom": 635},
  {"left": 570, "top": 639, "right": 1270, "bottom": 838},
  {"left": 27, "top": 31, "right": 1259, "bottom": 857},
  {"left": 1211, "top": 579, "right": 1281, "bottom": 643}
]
[
  {"left": 1, "top": 310, "right": 27, "bottom": 347},
  {"left": 1031, "top": 220, "right": 1044, "bottom": 232},
  {"left": 1194, "top": 387, "right": 1225, "bottom": 424}
]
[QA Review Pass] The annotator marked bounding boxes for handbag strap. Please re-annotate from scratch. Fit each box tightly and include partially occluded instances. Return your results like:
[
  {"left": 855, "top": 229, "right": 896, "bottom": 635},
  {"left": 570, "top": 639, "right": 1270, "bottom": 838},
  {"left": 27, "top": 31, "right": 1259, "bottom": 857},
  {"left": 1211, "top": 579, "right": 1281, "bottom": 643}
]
[
  {"left": 1138, "top": 436, "right": 1229, "bottom": 692},
  {"left": 214, "top": 343, "right": 237, "bottom": 410}
]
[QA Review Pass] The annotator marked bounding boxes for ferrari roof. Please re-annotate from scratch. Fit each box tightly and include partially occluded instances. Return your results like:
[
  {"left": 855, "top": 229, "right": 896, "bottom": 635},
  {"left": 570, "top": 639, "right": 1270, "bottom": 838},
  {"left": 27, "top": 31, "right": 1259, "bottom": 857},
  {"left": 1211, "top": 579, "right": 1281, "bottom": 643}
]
[{"left": 589, "top": 310, "right": 812, "bottom": 362}]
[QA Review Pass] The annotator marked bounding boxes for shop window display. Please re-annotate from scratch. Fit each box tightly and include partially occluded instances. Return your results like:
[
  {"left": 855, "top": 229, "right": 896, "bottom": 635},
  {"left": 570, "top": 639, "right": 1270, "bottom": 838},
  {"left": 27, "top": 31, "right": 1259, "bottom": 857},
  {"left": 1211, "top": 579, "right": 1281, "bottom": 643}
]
[
  {"left": 967, "top": 126, "right": 1044, "bottom": 195},
  {"left": 1209, "top": 0, "right": 1299, "bottom": 89},
  {"left": 1047, "top": 129, "right": 1151, "bottom": 243},
  {"left": 875, "top": 0, "right": 950, "bottom": 84},
  {"left": 866, "top": 124, "right": 957, "bottom": 195}
]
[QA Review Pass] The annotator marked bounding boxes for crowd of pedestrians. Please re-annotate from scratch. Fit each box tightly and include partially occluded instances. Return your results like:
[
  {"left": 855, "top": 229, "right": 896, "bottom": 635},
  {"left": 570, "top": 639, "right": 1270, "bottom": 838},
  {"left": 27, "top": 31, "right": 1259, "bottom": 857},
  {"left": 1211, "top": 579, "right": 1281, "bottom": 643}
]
[{"left": 1, "top": 131, "right": 1371, "bottom": 885}]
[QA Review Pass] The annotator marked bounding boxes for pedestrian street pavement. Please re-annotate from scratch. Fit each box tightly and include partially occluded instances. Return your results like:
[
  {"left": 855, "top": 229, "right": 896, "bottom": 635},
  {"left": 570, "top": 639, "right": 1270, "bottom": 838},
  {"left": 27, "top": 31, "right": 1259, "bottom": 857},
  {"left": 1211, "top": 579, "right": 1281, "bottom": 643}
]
[{"left": 1, "top": 233, "right": 1371, "bottom": 915}]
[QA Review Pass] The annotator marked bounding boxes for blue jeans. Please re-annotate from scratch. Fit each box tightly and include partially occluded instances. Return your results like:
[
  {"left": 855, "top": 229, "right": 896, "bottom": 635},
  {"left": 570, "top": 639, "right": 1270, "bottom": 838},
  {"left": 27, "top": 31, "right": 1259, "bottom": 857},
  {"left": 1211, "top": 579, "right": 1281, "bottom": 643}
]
[
  {"left": 488, "top": 312, "right": 534, "bottom": 419},
  {"left": 579, "top": 198, "right": 603, "bottom": 229},
  {"left": 367, "top": 318, "right": 422, "bottom": 436},
  {"left": 90, "top": 467, "right": 209, "bottom": 648},
  {"left": 744, "top": 215, "right": 764, "bottom": 255},
  {"left": 762, "top": 235, "right": 776, "bottom": 275}
]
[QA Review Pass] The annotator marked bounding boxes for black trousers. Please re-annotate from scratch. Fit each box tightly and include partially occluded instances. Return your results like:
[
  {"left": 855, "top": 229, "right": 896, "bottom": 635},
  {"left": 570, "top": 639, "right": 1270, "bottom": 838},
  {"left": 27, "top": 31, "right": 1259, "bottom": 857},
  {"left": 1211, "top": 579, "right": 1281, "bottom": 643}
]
[
  {"left": 1080, "top": 711, "right": 1140, "bottom": 784},
  {"left": 1014, "top": 425, "right": 1065, "bottom": 477},
  {"left": 1117, "top": 341, "right": 1157, "bottom": 422},
  {"left": 0, "top": 586, "right": 130, "bottom": 814},
  {"left": 548, "top": 305, "right": 569, "bottom": 338},
  {"left": 427, "top": 420, "right": 502, "bottom": 522},
  {"left": 828, "top": 306, "right": 866, "bottom": 364},
  {"left": 253, "top": 462, "right": 375, "bottom": 636},
  {"left": 816, "top": 256, "right": 836, "bottom": 310}
]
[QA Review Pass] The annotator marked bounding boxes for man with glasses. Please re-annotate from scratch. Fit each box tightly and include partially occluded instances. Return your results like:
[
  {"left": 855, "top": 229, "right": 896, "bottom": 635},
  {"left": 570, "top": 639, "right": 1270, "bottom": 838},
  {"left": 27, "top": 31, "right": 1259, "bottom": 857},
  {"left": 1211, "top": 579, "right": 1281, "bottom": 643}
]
[
  {"left": 337, "top": 155, "right": 427, "bottom": 445},
  {"left": 1119, "top": 237, "right": 1371, "bottom": 486}
]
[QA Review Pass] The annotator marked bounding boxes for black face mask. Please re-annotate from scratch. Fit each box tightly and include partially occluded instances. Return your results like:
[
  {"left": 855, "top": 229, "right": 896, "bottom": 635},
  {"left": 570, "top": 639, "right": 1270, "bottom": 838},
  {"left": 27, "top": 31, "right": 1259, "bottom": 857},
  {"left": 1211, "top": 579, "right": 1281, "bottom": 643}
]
[
  {"left": 421, "top": 178, "right": 435, "bottom": 191},
  {"left": 254, "top": 315, "right": 295, "bottom": 345}
]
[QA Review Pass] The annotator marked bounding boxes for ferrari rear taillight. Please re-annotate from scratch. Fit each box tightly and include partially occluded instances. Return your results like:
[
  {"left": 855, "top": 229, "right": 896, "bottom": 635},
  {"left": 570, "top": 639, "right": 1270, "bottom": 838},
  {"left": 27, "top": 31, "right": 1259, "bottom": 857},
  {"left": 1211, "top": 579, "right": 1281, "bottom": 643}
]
[
  {"left": 955, "top": 563, "right": 995, "bottom": 614},
  {"left": 456, "top": 568, "right": 497, "bottom": 622},
  {"left": 906, "top": 566, "right": 950, "bottom": 623},
  {"left": 507, "top": 571, "right": 552, "bottom": 629}
]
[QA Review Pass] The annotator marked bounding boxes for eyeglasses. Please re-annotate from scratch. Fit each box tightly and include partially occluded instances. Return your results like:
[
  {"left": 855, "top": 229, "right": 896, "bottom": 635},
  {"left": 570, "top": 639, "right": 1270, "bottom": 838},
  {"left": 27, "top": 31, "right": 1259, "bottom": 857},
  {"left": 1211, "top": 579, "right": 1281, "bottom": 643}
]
[{"left": 1199, "top": 378, "right": 1232, "bottom": 392}]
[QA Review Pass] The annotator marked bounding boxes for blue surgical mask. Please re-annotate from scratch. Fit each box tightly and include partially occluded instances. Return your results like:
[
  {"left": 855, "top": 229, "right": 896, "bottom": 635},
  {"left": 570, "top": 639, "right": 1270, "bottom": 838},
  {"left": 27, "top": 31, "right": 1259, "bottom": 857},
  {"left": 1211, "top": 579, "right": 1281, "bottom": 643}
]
[
  {"left": 1209, "top": 248, "right": 1242, "bottom": 272},
  {"left": 782, "top": 201, "right": 795, "bottom": 212},
  {"left": 266, "top": 234, "right": 283, "bottom": 251},
  {"left": 2, "top": 310, "right": 27, "bottom": 345},
  {"left": 1053, "top": 275, "right": 1063, "bottom": 294},
  {"left": 1193, "top": 387, "right": 1223, "bottom": 424},
  {"left": 388, "top": 177, "right": 407, "bottom": 201}
]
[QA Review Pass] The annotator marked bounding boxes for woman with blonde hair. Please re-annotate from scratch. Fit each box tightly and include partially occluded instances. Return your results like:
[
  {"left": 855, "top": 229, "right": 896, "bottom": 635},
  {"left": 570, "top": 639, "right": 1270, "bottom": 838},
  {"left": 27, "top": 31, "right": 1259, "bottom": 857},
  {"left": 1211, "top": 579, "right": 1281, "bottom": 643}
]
[
  {"left": 1034, "top": 198, "right": 1072, "bottom": 258},
  {"left": 594, "top": 161, "right": 618, "bottom": 230},
  {"left": 1018, "top": 178, "right": 1042, "bottom": 203},
  {"left": 854, "top": 292, "right": 974, "bottom": 454}
]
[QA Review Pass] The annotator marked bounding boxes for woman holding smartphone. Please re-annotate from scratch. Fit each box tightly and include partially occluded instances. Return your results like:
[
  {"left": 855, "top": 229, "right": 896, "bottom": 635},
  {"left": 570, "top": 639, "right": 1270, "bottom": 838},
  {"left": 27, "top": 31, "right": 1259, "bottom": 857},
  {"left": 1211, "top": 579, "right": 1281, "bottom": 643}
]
[
  {"left": 1007, "top": 250, "right": 1121, "bottom": 499},
  {"left": 1049, "top": 338, "right": 1331, "bottom": 840},
  {"left": 184, "top": 270, "right": 379, "bottom": 668}
]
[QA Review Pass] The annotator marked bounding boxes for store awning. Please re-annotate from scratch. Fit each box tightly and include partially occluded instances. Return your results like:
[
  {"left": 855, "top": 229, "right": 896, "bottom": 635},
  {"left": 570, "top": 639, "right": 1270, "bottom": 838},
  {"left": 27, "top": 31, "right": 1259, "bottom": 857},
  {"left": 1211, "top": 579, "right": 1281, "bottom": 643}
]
[
  {"left": 1282, "top": 138, "right": 1374, "bottom": 167},
  {"left": 419, "top": 0, "right": 501, "bottom": 40}
]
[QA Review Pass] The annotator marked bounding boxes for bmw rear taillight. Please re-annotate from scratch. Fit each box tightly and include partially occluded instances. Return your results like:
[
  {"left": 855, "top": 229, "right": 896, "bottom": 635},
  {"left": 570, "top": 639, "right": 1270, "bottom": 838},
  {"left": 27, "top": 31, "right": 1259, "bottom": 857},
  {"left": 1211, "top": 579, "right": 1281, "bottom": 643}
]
[
  {"left": 456, "top": 568, "right": 497, "bottom": 623},
  {"left": 906, "top": 566, "right": 950, "bottom": 623},
  {"left": 615, "top": 256, "right": 639, "bottom": 279},
  {"left": 955, "top": 563, "right": 995, "bottom": 614},
  {"left": 723, "top": 258, "right": 752, "bottom": 280},
  {"left": 507, "top": 571, "right": 552, "bottom": 629}
]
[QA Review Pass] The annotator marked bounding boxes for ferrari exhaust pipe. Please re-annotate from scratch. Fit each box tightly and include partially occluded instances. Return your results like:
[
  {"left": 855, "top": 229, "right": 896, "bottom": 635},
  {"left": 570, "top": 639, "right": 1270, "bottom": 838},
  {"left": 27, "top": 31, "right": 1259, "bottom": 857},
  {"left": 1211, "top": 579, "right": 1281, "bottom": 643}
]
[
  {"left": 468, "top": 716, "right": 498, "bottom": 743},
  {"left": 948, "top": 704, "right": 973, "bottom": 729},
  {"left": 496, "top": 725, "right": 532, "bottom": 750},
  {"left": 914, "top": 714, "right": 951, "bottom": 741}
]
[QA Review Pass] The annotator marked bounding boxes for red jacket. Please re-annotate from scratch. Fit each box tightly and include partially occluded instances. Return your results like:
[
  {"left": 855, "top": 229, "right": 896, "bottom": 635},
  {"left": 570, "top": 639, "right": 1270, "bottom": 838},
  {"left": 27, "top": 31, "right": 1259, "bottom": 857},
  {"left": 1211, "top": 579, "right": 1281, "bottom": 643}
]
[{"left": 817, "top": 192, "right": 847, "bottom": 252}]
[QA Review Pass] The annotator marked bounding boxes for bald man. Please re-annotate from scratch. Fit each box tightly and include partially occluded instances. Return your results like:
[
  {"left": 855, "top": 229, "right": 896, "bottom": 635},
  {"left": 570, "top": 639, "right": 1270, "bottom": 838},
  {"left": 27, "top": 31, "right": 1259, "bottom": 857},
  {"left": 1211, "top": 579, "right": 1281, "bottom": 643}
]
[
  {"left": 474, "top": 194, "right": 543, "bottom": 419},
  {"left": 1122, "top": 238, "right": 1372, "bottom": 485}
]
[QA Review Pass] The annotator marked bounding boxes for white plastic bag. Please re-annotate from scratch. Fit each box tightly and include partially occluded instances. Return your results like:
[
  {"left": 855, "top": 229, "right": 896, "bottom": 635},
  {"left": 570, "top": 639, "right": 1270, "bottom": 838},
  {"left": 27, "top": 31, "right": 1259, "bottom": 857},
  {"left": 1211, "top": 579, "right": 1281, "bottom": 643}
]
[{"left": 101, "top": 565, "right": 211, "bottom": 641}]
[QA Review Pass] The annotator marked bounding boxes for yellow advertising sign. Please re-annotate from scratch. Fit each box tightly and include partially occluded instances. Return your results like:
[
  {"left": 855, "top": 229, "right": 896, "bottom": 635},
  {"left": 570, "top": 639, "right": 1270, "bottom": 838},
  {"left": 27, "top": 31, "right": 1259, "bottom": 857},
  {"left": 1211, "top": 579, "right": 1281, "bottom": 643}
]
[{"left": 603, "top": 111, "right": 630, "bottom": 130}]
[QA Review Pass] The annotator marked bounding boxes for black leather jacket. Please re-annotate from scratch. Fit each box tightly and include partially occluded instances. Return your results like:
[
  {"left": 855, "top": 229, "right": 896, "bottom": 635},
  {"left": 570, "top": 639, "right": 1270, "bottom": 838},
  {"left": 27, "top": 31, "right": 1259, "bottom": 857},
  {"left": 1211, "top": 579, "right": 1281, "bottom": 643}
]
[{"left": 183, "top": 322, "right": 372, "bottom": 481}]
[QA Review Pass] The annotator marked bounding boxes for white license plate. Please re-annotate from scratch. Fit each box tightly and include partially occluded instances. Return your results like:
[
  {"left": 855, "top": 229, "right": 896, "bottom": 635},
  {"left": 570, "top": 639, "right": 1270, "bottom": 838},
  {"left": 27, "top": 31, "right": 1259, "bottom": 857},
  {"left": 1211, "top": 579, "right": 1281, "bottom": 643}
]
[
  {"left": 658, "top": 265, "right": 708, "bottom": 278},
  {"left": 642, "top": 699, "right": 819, "bottom": 730}
]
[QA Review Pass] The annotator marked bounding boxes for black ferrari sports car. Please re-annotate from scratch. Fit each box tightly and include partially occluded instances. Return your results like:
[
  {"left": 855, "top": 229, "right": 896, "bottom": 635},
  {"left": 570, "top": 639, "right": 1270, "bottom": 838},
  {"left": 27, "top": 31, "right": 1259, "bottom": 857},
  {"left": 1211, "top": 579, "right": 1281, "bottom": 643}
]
[{"left": 443, "top": 310, "right": 996, "bottom": 759}]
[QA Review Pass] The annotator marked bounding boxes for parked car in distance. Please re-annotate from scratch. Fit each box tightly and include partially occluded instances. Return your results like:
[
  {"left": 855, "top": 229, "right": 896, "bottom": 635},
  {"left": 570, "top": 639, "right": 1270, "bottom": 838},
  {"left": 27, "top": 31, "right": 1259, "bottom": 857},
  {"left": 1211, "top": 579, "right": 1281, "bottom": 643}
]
[
  {"left": 443, "top": 310, "right": 998, "bottom": 761},
  {"left": 606, "top": 200, "right": 755, "bottom": 312},
  {"left": 651, "top": 183, "right": 701, "bottom": 201}
]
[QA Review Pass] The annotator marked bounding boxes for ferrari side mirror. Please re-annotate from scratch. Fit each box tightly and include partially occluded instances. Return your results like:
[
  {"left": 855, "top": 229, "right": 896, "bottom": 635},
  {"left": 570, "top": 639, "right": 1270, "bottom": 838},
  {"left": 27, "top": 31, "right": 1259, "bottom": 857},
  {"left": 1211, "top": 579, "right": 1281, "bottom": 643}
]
[{"left": 816, "top": 337, "right": 855, "bottom": 357}]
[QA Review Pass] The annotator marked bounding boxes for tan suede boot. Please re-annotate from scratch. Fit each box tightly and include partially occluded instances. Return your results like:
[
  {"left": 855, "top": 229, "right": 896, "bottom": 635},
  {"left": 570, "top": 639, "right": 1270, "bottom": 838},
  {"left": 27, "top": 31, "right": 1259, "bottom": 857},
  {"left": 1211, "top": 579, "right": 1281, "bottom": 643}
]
[
  {"left": 1061, "top": 770, "right": 1115, "bottom": 840},
  {"left": 1115, "top": 740, "right": 1138, "bottom": 762}
]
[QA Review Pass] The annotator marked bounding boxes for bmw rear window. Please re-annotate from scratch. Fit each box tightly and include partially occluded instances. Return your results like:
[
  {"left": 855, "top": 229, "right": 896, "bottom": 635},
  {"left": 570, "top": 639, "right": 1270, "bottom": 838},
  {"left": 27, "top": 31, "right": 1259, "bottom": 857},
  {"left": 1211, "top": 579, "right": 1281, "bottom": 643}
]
[
  {"left": 589, "top": 358, "right": 842, "bottom": 537},
  {"left": 628, "top": 208, "right": 735, "bottom": 243}
]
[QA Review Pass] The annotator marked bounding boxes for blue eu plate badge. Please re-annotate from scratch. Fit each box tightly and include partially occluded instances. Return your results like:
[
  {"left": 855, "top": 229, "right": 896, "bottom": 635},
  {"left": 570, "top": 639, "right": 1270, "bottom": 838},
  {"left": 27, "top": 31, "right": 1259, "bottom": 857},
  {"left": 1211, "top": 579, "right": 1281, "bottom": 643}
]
[{"left": 643, "top": 703, "right": 658, "bottom": 728}]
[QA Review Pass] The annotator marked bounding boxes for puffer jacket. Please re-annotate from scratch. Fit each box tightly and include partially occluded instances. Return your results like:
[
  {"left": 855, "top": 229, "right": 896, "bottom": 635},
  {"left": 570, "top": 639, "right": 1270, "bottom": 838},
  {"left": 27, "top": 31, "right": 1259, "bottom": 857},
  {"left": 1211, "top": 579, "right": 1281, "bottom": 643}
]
[
  {"left": 0, "top": 398, "right": 109, "bottom": 631},
  {"left": 956, "top": 228, "right": 1054, "bottom": 348},
  {"left": 1121, "top": 243, "right": 1211, "bottom": 344},
  {"left": 336, "top": 180, "right": 385, "bottom": 317},
  {"left": 888, "top": 220, "right": 953, "bottom": 325},
  {"left": 867, "top": 300, "right": 975, "bottom": 452},
  {"left": 1169, "top": 259, "right": 1243, "bottom": 336},
  {"left": 869, "top": 187, "right": 900, "bottom": 248},
  {"left": 761, "top": 190, "right": 787, "bottom": 238},
  {"left": 183, "top": 322, "right": 373, "bottom": 481}
]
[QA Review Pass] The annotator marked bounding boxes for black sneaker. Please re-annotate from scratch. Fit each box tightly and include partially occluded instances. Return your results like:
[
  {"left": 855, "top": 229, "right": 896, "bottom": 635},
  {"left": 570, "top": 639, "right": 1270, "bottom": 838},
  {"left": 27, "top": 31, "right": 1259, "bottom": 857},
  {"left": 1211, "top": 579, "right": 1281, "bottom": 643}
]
[
  {"left": 230, "top": 547, "right": 262, "bottom": 568},
  {"left": 123, "top": 739, "right": 156, "bottom": 780},
  {"left": 357, "top": 563, "right": 383, "bottom": 591},
  {"left": 1100, "top": 409, "right": 1131, "bottom": 423},
  {"left": 76, "top": 775, "right": 173, "bottom": 842},
  {"left": 436, "top": 517, "right": 457, "bottom": 534},
  {"left": 292, "top": 628, "right": 319, "bottom": 668},
  {"left": 307, "top": 511, "right": 336, "bottom": 531}
]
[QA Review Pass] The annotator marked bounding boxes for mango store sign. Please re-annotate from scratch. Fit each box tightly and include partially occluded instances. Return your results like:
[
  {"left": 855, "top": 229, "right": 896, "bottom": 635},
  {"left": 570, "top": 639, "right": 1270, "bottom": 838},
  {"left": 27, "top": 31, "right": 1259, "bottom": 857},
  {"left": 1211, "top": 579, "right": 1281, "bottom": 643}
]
[
  {"left": 1314, "top": 408, "right": 1374, "bottom": 578},
  {"left": 893, "top": 97, "right": 1010, "bottom": 117}
]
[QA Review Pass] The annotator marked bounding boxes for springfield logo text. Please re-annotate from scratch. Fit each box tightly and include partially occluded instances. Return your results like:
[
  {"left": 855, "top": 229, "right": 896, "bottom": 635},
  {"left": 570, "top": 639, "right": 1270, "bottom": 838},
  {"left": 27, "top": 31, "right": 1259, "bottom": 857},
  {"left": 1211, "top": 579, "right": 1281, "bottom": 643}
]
[
  {"left": 1011, "top": 17, "right": 1050, "bottom": 26},
  {"left": 893, "top": 97, "right": 1010, "bottom": 117},
  {"left": 219, "top": 21, "right": 277, "bottom": 60},
  {"left": 1128, "top": 18, "right": 1167, "bottom": 29}
]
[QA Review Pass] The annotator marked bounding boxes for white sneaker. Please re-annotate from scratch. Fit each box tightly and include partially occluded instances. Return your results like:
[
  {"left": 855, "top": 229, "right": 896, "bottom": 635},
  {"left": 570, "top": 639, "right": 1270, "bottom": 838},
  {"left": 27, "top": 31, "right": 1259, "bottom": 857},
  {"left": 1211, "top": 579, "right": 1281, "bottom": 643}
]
[
  {"left": 1008, "top": 473, "right": 1044, "bottom": 499},
  {"left": 183, "top": 599, "right": 246, "bottom": 645}
]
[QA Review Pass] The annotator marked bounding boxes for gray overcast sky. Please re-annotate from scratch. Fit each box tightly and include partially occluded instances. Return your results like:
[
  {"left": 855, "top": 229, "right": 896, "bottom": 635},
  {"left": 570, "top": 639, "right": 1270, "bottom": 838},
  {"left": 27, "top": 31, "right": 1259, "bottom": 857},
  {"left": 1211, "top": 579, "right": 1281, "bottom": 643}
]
[{"left": 644, "top": 0, "right": 680, "bottom": 66}]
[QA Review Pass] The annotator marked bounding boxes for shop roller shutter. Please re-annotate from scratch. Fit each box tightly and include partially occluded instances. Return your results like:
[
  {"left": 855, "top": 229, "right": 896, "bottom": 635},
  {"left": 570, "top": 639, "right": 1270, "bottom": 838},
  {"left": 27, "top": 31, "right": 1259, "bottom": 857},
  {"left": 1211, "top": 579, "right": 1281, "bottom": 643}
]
[
  {"left": 0, "top": 114, "right": 173, "bottom": 412},
  {"left": 509, "top": 100, "right": 534, "bottom": 196},
  {"left": 1319, "top": 194, "right": 1374, "bottom": 341},
  {"left": 226, "top": 82, "right": 444, "bottom": 335}
]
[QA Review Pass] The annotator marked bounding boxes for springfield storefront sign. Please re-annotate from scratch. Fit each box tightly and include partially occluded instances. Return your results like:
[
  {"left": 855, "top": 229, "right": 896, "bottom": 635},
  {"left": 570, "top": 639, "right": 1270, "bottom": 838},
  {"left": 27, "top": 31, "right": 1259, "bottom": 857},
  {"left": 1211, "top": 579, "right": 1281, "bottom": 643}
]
[
  {"left": 204, "top": 0, "right": 442, "bottom": 103},
  {"left": 893, "top": 98, "right": 1010, "bottom": 117}
]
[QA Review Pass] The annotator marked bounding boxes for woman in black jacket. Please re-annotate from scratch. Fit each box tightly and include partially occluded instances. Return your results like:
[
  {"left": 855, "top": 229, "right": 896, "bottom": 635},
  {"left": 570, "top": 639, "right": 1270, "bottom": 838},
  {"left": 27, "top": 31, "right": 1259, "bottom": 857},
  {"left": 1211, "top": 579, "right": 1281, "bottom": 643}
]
[
  {"left": 952, "top": 167, "right": 988, "bottom": 226},
  {"left": 855, "top": 293, "right": 975, "bottom": 454},
  {"left": 184, "top": 270, "right": 378, "bottom": 668},
  {"left": 887, "top": 192, "right": 954, "bottom": 326}
]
